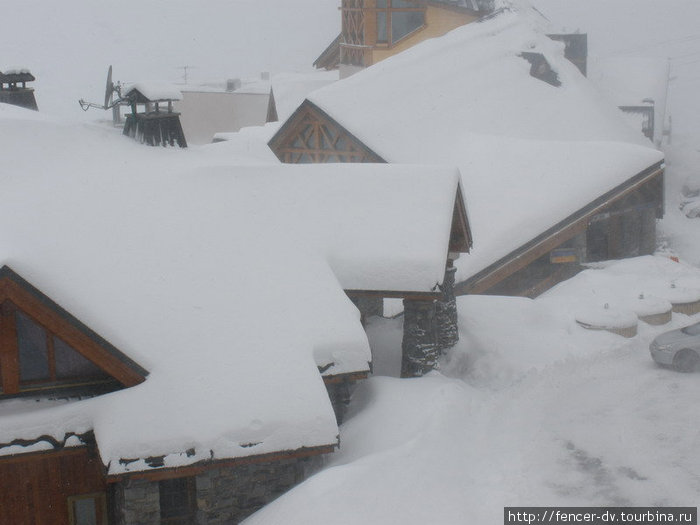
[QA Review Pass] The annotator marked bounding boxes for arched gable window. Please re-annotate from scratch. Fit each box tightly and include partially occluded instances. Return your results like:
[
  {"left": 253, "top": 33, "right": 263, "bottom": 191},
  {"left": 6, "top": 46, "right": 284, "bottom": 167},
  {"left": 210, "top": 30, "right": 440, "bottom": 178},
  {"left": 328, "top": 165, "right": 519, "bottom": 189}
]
[{"left": 0, "top": 266, "right": 147, "bottom": 398}]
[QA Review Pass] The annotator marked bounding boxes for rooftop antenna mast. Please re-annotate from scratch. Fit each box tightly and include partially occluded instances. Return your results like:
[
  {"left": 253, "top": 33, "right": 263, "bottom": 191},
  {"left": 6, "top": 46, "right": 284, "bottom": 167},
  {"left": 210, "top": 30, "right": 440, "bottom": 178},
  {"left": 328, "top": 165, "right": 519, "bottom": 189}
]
[{"left": 176, "top": 65, "right": 197, "bottom": 84}]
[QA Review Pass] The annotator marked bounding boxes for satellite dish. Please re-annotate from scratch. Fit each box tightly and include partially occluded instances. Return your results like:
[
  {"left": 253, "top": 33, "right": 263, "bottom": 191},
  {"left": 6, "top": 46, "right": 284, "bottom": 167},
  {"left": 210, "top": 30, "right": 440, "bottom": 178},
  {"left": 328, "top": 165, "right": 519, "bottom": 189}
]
[
  {"left": 78, "top": 65, "right": 125, "bottom": 126},
  {"left": 104, "top": 65, "right": 114, "bottom": 109}
]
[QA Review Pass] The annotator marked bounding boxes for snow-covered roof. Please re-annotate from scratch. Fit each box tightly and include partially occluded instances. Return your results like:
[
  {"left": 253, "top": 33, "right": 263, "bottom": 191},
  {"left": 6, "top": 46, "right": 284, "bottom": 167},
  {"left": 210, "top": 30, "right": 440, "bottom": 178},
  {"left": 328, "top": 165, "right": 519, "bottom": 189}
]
[
  {"left": 0, "top": 105, "right": 464, "bottom": 474},
  {"left": 1, "top": 67, "right": 32, "bottom": 75},
  {"left": 123, "top": 82, "right": 183, "bottom": 101},
  {"left": 589, "top": 56, "right": 669, "bottom": 144},
  {"left": 0, "top": 68, "right": 35, "bottom": 83},
  {"left": 299, "top": 6, "right": 664, "bottom": 283}
]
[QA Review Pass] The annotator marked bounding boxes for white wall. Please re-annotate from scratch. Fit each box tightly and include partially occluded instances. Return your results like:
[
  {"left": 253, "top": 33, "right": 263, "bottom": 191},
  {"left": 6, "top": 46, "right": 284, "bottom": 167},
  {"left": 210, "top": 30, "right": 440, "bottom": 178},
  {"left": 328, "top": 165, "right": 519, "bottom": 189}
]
[{"left": 175, "top": 91, "right": 271, "bottom": 145}]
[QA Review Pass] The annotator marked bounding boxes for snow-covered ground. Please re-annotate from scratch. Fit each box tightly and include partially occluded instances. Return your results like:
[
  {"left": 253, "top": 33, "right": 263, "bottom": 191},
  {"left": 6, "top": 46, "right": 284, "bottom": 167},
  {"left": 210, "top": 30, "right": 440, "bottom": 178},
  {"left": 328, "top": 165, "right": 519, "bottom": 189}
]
[
  {"left": 2, "top": 0, "right": 699, "bottom": 521},
  {"left": 246, "top": 256, "right": 700, "bottom": 524},
  {"left": 243, "top": 4, "right": 700, "bottom": 519}
]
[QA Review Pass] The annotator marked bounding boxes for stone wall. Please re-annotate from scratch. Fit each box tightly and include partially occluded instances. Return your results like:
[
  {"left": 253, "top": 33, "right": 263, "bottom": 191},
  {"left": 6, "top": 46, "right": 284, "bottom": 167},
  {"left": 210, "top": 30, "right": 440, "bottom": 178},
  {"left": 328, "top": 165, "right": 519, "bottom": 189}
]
[
  {"left": 113, "top": 455, "right": 323, "bottom": 525},
  {"left": 195, "top": 457, "right": 312, "bottom": 524},
  {"left": 113, "top": 477, "right": 161, "bottom": 525},
  {"left": 325, "top": 379, "right": 354, "bottom": 424}
]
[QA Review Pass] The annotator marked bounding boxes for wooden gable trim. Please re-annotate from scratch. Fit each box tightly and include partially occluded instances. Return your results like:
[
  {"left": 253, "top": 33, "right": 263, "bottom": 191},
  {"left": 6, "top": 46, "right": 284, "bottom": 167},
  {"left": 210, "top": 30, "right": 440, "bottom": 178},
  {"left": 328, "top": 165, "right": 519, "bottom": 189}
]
[
  {"left": 322, "top": 371, "right": 369, "bottom": 384},
  {"left": 313, "top": 34, "right": 341, "bottom": 70},
  {"left": 0, "top": 266, "right": 148, "bottom": 389},
  {"left": 456, "top": 162, "right": 665, "bottom": 295},
  {"left": 345, "top": 289, "right": 440, "bottom": 300},
  {"left": 268, "top": 99, "right": 385, "bottom": 164},
  {"left": 105, "top": 444, "right": 337, "bottom": 484},
  {"left": 450, "top": 182, "right": 473, "bottom": 254}
]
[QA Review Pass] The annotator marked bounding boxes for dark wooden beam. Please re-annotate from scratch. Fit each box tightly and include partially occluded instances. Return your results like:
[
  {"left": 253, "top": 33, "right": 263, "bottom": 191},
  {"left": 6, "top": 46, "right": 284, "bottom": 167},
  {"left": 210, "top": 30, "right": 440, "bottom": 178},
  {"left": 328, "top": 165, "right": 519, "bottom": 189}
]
[
  {"left": 457, "top": 163, "right": 664, "bottom": 295},
  {"left": 0, "top": 300, "right": 19, "bottom": 393},
  {"left": 105, "top": 444, "right": 337, "bottom": 484}
]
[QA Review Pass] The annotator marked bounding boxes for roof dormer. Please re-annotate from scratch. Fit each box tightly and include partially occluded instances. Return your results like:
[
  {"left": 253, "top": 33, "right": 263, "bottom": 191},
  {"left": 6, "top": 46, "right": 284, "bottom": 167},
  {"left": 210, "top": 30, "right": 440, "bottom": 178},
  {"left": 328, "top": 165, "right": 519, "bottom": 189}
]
[{"left": 0, "top": 266, "right": 147, "bottom": 399}]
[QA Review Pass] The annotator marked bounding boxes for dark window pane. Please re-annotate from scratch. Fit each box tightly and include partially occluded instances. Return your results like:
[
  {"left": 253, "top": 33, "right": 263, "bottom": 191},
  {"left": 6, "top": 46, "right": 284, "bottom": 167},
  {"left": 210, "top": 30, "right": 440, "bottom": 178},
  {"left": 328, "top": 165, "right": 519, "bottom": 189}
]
[
  {"left": 73, "top": 498, "right": 98, "bottom": 525},
  {"left": 392, "top": 0, "right": 415, "bottom": 7},
  {"left": 376, "top": 0, "right": 387, "bottom": 7},
  {"left": 16, "top": 311, "right": 49, "bottom": 382},
  {"left": 55, "top": 337, "right": 105, "bottom": 379},
  {"left": 392, "top": 10, "right": 424, "bottom": 42},
  {"left": 377, "top": 11, "right": 388, "bottom": 43},
  {"left": 159, "top": 477, "right": 196, "bottom": 522}
]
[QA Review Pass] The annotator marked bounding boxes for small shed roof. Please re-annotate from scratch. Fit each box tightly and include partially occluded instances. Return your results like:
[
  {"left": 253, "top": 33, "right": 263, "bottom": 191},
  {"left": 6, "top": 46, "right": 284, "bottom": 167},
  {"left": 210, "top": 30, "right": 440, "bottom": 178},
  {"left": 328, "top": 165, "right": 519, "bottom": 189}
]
[
  {"left": 123, "top": 82, "right": 183, "bottom": 102},
  {"left": 0, "top": 69, "right": 35, "bottom": 84}
]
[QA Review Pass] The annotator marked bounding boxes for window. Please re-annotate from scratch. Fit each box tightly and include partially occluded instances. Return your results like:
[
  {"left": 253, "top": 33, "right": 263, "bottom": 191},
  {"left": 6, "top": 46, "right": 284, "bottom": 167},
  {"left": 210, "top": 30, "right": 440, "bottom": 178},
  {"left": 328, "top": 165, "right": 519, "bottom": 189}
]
[
  {"left": 159, "top": 477, "right": 197, "bottom": 525},
  {"left": 1, "top": 300, "right": 111, "bottom": 396},
  {"left": 375, "top": 0, "right": 425, "bottom": 46},
  {"left": 67, "top": 493, "right": 108, "bottom": 525}
]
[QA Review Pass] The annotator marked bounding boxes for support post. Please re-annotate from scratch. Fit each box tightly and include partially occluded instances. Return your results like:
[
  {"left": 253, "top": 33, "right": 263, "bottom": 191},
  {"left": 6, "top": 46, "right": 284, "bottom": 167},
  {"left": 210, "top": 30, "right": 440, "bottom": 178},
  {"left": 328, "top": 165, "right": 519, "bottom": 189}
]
[
  {"left": 435, "top": 264, "right": 459, "bottom": 351},
  {"left": 401, "top": 299, "right": 439, "bottom": 377}
]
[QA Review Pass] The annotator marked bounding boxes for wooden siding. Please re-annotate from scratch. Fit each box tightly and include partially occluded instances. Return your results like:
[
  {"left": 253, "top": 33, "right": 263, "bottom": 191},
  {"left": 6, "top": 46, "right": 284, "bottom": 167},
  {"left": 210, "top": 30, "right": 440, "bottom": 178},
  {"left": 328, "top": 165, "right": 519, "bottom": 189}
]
[{"left": 0, "top": 447, "right": 107, "bottom": 525}]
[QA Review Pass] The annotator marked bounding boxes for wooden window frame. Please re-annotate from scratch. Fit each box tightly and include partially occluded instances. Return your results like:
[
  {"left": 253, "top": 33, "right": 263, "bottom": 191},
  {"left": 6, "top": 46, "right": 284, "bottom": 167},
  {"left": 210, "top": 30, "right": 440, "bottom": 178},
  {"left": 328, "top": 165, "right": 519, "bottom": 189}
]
[
  {"left": 159, "top": 476, "right": 197, "bottom": 525},
  {"left": 67, "top": 492, "right": 108, "bottom": 525},
  {"left": 373, "top": 0, "right": 425, "bottom": 48},
  {"left": 1, "top": 300, "right": 116, "bottom": 395},
  {"left": 0, "top": 267, "right": 147, "bottom": 397}
]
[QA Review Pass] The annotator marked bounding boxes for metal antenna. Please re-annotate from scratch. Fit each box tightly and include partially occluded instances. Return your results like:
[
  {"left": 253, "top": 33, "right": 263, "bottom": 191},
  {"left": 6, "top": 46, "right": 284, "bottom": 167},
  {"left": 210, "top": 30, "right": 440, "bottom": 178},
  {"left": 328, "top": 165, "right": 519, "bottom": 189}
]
[{"left": 176, "top": 65, "right": 197, "bottom": 84}]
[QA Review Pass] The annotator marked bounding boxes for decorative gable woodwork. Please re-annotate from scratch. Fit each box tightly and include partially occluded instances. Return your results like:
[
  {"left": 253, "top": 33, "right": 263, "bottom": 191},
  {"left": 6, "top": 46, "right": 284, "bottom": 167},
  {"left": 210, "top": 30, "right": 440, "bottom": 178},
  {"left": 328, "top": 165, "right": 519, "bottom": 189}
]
[
  {"left": 268, "top": 100, "right": 384, "bottom": 164},
  {"left": 0, "top": 266, "right": 147, "bottom": 398},
  {"left": 341, "top": 0, "right": 367, "bottom": 66}
]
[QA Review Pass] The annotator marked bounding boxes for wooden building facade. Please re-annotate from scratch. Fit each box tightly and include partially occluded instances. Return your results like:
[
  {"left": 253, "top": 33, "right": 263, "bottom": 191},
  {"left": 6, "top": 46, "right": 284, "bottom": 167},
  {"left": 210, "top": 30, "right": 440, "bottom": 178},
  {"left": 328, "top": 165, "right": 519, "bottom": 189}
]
[
  {"left": 318, "top": 0, "right": 489, "bottom": 77},
  {"left": 0, "top": 266, "right": 346, "bottom": 525}
]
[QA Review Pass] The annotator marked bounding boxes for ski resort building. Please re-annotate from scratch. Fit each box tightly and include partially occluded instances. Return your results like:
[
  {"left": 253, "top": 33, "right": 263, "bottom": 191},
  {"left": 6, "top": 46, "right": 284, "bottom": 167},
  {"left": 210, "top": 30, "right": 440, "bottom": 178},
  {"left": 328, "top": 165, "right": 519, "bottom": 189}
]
[
  {"left": 0, "top": 108, "right": 470, "bottom": 524},
  {"left": 315, "top": 0, "right": 494, "bottom": 77},
  {"left": 272, "top": 6, "right": 665, "bottom": 298}
]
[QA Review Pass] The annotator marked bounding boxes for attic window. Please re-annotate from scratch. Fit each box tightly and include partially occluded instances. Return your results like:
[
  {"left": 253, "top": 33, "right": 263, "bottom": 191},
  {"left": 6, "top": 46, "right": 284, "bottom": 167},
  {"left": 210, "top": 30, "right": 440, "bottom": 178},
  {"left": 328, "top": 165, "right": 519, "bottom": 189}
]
[
  {"left": 376, "top": 0, "right": 425, "bottom": 46},
  {"left": 1, "top": 302, "right": 114, "bottom": 395},
  {"left": 16, "top": 310, "right": 108, "bottom": 385},
  {"left": 520, "top": 52, "right": 561, "bottom": 87},
  {"left": 0, "top": 266, "right": 148, "bottom": 399}
]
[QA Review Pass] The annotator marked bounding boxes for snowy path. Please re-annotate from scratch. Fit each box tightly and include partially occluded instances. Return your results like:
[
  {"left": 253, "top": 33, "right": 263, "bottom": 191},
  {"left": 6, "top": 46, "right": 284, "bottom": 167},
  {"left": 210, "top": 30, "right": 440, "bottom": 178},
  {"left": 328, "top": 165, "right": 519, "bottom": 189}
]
[{"left": 247, "top": 259, "right": 700, "bottom": 524}]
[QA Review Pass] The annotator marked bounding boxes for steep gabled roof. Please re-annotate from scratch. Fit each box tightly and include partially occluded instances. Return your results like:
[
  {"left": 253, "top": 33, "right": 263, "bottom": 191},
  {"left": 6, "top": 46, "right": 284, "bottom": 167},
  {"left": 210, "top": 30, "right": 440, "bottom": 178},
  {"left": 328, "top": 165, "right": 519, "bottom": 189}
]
[
  {"left": 0, "top": 108, "right": 468, "bottom": 475},
  {"left": 292, "top": 6, "right": 664, "bottom": 285}
]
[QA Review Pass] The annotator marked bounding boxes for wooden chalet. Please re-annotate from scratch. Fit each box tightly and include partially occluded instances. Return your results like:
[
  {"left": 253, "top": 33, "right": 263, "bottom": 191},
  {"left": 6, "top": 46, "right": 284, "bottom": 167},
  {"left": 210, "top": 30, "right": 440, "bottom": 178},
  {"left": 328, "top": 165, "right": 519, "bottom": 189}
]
[
  {"left": 273, "top": 6, "right": 666, "bottom": 300},
  {"left": 122, "top": 84, "right": 187, "bottom": 148},
  {"left": 0, "top": 69, "right": 38, "bottom": 111},
  {"left": 318, "top": 0, "right": 495, "bottom": 77},
  {"left": 0, "top": 100, "right": 472, "bottom": 525}
]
